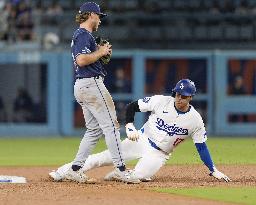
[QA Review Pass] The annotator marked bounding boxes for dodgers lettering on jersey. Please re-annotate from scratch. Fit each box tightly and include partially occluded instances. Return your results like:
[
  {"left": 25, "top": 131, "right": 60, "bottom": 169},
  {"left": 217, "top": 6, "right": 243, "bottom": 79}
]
[
  {"left": 138, "top": 95, "right": 207, "bottom": 154},
  {"left": 155, "top": 118, "right": 188, "bottom": 136},
  {"left": 71, "top": 28, "right": 106, "bottom": 78}
]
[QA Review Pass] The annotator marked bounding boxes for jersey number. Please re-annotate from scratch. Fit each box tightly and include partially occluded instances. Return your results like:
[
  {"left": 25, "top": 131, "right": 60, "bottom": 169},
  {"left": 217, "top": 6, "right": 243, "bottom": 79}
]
[{"left": 173, "top": 138, "right": 184, "bottom": 147}]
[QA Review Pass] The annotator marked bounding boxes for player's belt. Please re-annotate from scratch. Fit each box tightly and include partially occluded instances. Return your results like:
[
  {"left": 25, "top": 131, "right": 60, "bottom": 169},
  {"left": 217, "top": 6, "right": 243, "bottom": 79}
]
[
  {"left": 148, "top": 138, "right": 161, "bottom": 151},
  {"left": 148, "top": 138, "right": 168, "bottom": 155},
  {"left": 76, "top": 75, "right": 103, "bottom": 80}
]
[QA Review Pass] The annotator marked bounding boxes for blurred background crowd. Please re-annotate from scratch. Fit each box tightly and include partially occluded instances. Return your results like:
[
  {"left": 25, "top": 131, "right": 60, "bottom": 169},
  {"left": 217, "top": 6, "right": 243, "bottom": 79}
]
[
  {"left": 2, "top": 0, "right": 256, "bottom": 49},
  {"left": 0, "top": 0, "right": 255, "bottom": 136}
]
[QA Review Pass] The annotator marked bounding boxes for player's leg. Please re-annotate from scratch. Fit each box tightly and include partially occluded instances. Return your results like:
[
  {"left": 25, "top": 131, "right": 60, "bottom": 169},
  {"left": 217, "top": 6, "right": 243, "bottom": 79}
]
[
  {"left": 89, "top": 78, "right": 125, "bottom": 169},
  {"left": 71, "top": 79, "right": 104, "bottom": 168},
  {"left": 57, "top": 126, "right": 102, "bottom": 183},
  {"left": 49, "top": 162, "right": 72, "bottom": 181},
  {"left": 81, "top": 150, "right": 112, "bottom": 171},
  {"left": 50, "top": 138, "right": 142, "bottom": 181},
  {"left": 63, "top": 116, "right": 102, "bottom": 183},
  {"left": 133, "top": 148, "right": 169, "bottom": 180},
  {"left": 71, "top": 104, "right": 103, "bottom": 168},
  {"left": 62, "top": 80, "right": 104, "bottom": 183},
  {"left": 103, "top": 137, "right": 148, "bottom": 182},
  {"left": 53, "top": 137, "right": 142, "bottom": 182},
  {"left": 73, "top": 78, "right": 139, "bottom": 183},
  {"left": 82, "top": 138, "right": 143, "bottom": 172}
]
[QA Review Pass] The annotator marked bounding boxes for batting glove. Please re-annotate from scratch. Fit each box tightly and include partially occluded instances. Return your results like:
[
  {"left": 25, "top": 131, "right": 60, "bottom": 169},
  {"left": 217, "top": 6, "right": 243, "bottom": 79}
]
[
  {"left": 125, "top": 123, "right": 139, "bottom": 141},
  {"left": 210, "top": 167, "right": 231, "bottom": 182}
]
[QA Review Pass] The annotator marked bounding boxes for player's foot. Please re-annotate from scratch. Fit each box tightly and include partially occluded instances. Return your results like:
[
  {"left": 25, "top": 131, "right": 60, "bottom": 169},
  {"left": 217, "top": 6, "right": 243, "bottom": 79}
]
[
  {"left": 49, "top": 170, "right": 63, "bottom": 182},
  {"left": 140, "top": 177, "right": 152, "bottom": 182},
  {"left": 64, "top": 167, "right": 97, "bottom": 184},
  {"left": 104, "top": 168, "right": 141, "bottom": 184}
]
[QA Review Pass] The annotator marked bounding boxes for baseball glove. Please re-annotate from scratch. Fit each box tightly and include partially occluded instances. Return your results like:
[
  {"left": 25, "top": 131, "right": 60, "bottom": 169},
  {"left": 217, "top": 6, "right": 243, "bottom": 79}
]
[{"left": 95, "top": 37, "right": 111, "bottom": 65}]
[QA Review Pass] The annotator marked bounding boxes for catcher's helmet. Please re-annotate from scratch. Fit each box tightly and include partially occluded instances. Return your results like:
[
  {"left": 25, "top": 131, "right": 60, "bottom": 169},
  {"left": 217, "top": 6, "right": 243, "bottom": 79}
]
[{"left": 172, "top": 79, "right": 196, "bottom": 96}]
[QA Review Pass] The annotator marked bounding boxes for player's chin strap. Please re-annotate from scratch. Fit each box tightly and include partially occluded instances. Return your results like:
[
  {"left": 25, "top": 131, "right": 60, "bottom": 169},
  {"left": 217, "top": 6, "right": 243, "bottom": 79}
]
[{"left": 171, "top": 91, "right": 176, "bottom": 97}]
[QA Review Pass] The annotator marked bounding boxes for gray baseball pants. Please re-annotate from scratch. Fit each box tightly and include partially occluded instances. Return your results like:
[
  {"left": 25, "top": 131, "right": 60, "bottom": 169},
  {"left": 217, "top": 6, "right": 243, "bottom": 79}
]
[{"left": 73, "top": 76, "right": 125, "bottom": 168}]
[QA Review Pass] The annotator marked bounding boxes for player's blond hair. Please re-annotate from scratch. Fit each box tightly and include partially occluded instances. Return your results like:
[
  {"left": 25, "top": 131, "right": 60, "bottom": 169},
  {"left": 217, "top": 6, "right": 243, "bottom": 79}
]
[{"left": 75, "top": 12, "right": 90, "bottom": 24}]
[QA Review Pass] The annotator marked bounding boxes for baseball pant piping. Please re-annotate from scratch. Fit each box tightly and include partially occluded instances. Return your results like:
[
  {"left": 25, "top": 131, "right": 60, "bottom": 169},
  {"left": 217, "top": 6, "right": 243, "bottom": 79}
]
[{"left": 94, "top": 78, "right": 125, "bottom": 167}]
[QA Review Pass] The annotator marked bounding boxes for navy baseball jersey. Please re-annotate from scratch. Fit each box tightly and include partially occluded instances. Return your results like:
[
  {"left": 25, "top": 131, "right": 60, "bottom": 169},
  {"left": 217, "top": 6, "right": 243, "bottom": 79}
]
[{"left": 71, "top": 28, "right": 106, "bottom": 78}]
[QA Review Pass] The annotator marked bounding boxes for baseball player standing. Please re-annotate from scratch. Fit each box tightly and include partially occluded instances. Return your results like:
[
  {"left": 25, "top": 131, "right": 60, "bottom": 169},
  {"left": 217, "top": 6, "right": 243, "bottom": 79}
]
[
  {"left": 50, "top": 79, "right": 230, "bottom": 183},
  {"left": 64, "top": 2, "right": 139, "bottom": 184}
]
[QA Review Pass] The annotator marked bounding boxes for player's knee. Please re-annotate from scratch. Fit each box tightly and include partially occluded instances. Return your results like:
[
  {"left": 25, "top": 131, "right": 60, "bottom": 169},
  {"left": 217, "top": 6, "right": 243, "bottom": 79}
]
[
  {"left": 101, "top": 125, "right": 120, "bottom": 135},
  {"left": 85, "top": 127, "right": 102, "bottom": 136},
  {"left": 86, "top": 125, "right": 101, "bottom": 131},
  {"left": 101, "top": 118, "right": 120, "bottom": 129}
]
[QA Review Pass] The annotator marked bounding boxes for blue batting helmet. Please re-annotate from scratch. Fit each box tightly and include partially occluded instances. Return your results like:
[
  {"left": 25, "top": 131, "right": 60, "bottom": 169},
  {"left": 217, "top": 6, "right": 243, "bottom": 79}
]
[{"left": 172, "top": 79, "right": 196, "bottom": 96}]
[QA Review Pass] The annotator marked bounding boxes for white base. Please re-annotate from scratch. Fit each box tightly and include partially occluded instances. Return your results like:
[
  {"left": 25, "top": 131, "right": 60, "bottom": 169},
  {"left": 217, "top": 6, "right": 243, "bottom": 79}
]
[{"left": 0, "top": 175, "right": 27, "bottom": 183}]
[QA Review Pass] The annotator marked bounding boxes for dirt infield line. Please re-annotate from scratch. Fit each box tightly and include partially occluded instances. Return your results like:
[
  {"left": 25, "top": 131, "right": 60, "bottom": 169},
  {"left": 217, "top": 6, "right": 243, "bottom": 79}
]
[{"left": 0, "top": 165, "right": 255, "bottom": 205}]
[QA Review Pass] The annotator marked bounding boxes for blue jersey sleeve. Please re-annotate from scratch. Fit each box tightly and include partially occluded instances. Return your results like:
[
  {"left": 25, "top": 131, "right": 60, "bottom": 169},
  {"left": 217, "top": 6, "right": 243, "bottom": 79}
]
[
  {"left": 73, "top": 33, "right": 92, "bottom": 58},
  {"left": 195, "top": 142, "right": 214, "bottom": 172}
]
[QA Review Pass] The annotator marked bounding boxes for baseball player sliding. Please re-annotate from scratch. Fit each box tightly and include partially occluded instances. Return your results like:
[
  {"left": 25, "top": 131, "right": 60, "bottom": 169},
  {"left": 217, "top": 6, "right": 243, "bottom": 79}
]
[{"left": 50, "top": 79, "right": 231, "bottom": 183}]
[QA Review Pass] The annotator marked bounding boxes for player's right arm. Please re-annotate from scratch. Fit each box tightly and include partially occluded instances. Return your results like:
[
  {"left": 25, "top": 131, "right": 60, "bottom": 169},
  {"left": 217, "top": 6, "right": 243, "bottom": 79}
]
[
  {"left": 125, "top": 96, "right": 161, "bottom": 141},
  {"left": 73, "top": 33, "right": 111, "bottom": 67},
  {"left": 125, "top": 101, "right": 140, "bottom": 124},
  {"left": 76, "top": 44, "right": 111, "bottom": 66},
  {"left": 126, "top": 96, "right": 160, "bottom": 124},
  {"left": 125, "top": 100, "right": 141, "bottom": 141}
]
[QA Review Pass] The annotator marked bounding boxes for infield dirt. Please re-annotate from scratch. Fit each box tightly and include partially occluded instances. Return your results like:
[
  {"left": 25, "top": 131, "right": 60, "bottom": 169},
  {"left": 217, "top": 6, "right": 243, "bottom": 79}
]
[{"left": 0, "top": 165, "right": 255, "bottom": 205}]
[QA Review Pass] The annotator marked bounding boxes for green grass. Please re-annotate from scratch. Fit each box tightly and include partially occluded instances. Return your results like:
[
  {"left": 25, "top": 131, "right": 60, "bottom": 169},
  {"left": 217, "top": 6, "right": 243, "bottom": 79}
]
[
  {"left": 167, "top": 137, "right": 256, "bottom": 165},
  {"left": 156, "top": 187, "right": 256, "bottom": 205},
  {"left": 129, "top": 137, "right": 256, "bottom": 166},
  {"left": 1, "top": 137, "right": 255, "bottom": 205},
  {"left": 0, "top": 137, "right": 107, "bottom": 166},
  {"left": 0, "top": 137, "right": 255, "bottom": 166}
]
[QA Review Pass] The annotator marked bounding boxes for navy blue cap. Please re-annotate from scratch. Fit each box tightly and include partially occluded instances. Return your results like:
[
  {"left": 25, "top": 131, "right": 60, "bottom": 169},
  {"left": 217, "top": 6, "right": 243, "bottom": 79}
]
[{"left": 79, "top": 2, "right": 107, "bottom": 17}]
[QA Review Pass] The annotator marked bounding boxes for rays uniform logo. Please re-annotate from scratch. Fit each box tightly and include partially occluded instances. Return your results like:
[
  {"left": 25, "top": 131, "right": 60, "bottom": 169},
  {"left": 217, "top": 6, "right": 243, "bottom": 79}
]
[{"left": 155, "top": 118, "right": 188, "bottom": 136}]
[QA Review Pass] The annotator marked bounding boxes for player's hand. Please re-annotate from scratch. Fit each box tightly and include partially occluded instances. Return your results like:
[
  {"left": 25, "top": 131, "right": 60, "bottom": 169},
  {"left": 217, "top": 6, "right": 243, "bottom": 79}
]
[
  {"left": 210, "top": 167, "right": 231, "bottom": 182},
  {"left": 98, "top": 43, "right": 112, "bottom": 57},
  {"left": 125, "top": 123, "right": 139, "bottom": 141}
]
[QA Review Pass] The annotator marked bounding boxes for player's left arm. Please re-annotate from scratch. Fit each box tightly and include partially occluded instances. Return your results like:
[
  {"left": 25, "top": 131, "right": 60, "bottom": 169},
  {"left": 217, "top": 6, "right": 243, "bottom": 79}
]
[
  {"left": 192, "top": 118, "right": 231, "bottom": 182},
  {"left": 195, "top": 142, "right": 231, "bottom": 182},
  {"left": 125, "top": 96, "right": 160, "bottom": 141}
]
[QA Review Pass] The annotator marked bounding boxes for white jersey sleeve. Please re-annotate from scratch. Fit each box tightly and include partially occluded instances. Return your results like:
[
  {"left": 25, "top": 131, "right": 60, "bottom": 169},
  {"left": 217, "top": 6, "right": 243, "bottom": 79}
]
[
  {"left": 190, "top": 112, "right": 207, "bottom": 144},
  {"left": 138, "top": 95, "right": 163, "bottom": 112}
]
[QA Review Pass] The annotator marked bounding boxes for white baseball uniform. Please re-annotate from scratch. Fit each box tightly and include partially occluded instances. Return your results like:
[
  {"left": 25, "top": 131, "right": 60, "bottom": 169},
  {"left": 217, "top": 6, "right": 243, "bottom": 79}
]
[{"left": 53, "top": 95, "right": 207, "bottom": 179}]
